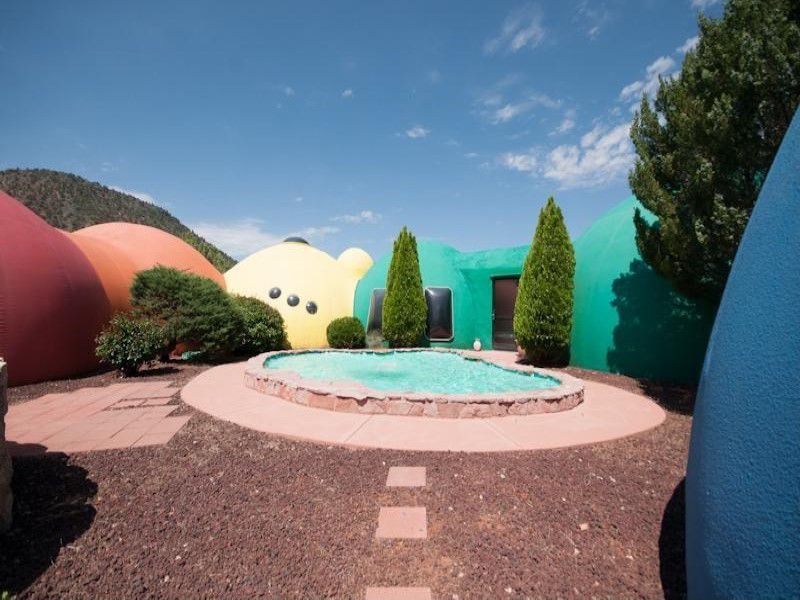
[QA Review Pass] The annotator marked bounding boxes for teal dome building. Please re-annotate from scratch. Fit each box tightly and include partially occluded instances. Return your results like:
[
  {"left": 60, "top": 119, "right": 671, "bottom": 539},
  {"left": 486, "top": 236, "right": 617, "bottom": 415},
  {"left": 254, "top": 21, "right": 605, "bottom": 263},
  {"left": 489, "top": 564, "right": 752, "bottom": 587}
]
[
  {"left": 354, "top": 197, "right": 715, "bottom": 384},
  {"left": 354, "top": 241, "right": 528, "bottom": 350},
  {"left": 570, "top": 196, "right": 716, "bottom": 383}
]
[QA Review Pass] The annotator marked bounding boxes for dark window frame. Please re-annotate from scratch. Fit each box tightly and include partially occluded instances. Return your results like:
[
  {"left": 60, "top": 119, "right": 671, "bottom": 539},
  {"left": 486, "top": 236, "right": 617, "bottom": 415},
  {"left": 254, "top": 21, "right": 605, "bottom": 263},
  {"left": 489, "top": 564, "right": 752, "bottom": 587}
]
[
  {"left": 367, "top": 288, "right": 386, "bottom": 333},
  {"left": 425, "top": 286, "right": 454, "bottom": 342}
]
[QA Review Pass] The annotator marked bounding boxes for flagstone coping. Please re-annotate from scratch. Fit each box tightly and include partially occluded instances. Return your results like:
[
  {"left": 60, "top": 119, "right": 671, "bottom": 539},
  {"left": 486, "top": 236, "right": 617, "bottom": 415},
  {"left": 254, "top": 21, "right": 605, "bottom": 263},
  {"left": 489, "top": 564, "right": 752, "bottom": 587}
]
[{"left": 243, "top": 348, "right": 584, "bottom": 418}]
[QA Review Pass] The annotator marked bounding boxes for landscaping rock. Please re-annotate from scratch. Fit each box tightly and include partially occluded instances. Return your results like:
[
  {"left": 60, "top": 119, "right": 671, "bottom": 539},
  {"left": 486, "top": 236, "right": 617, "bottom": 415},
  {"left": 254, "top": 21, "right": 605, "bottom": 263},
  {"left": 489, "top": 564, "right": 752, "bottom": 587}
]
[{"left": 0, "top": 359, "right": 12, "bottom": 530}]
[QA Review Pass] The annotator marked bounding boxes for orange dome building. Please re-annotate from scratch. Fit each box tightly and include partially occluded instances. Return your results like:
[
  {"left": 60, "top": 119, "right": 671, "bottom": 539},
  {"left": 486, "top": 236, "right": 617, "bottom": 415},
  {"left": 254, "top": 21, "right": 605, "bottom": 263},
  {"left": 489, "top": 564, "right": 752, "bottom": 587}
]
[
  {"left": 0, "top": 191, "right": 112, "bottom": 385},
  {"left": 70, "top": 222, "right": 225, "bottom": 312}
]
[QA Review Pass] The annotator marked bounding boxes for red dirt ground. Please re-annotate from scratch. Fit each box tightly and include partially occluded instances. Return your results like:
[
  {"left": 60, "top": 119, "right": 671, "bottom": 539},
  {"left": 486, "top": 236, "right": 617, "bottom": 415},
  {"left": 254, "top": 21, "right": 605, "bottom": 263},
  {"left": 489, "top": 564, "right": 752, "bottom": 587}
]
[{"left": 0, "top": 365, "right": 691, "bottom": 600}]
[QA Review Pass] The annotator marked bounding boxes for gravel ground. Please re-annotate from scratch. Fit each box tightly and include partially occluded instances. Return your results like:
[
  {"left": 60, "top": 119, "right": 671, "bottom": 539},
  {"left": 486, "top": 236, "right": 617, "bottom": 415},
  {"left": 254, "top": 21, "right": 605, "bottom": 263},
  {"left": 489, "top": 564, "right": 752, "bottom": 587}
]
[
  {"left": 0, "top": 367, "right": 691, "bottom": 600},
  {"left": 7, "top": 362, "right": 214, "bottom": 404}
]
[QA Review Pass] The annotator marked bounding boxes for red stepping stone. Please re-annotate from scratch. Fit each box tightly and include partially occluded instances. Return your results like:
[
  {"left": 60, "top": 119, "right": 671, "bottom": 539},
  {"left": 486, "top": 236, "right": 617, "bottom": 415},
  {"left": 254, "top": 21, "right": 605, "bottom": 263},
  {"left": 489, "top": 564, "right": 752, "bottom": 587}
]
[
  {"left": 386, "top": 466, "right": 426, "bottom": 487},
  {"left": 375, "top": 507, "right": 427, "bottom": 539},
  {"left": 365, "top": 587, "right": 432, "bottom": 600}
]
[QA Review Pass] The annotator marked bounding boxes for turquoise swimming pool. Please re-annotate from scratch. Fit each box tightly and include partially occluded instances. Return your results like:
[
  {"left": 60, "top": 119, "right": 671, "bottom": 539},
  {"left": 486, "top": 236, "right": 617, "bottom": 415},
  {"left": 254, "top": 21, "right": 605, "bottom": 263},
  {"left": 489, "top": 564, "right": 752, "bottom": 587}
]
[{"left": 263, "top": 350, "right": 559, "bottom": 395}]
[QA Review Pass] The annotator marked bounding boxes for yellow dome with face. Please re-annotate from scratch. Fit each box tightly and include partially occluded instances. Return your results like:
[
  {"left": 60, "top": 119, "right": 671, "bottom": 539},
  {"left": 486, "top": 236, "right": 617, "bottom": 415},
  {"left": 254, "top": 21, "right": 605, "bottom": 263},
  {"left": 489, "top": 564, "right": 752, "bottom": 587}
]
[{"left": 224, "top": 239, "right": 373, "bottom": 348}]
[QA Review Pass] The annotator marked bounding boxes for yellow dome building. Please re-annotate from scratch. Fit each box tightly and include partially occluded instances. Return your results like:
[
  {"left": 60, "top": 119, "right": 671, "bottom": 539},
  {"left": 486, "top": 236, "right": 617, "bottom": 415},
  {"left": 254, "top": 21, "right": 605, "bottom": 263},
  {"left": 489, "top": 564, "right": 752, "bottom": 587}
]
[{"left": 224, "top": 238, "right": 373, "bottom": 348}]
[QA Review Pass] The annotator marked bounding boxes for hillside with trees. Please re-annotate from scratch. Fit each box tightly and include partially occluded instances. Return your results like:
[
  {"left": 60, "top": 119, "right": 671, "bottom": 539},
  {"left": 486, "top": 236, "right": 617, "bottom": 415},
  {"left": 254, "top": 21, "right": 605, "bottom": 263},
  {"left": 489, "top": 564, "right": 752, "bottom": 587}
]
[{"left": 0, "top": 168, "right": 235, "bottom": 272}]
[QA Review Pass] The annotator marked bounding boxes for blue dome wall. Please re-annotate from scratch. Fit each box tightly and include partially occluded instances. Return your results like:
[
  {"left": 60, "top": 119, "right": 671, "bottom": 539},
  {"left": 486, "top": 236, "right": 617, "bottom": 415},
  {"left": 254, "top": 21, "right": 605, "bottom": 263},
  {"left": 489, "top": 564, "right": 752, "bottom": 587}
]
[{"left": 686, "top": 111, "right": 800, "bottom": 599}]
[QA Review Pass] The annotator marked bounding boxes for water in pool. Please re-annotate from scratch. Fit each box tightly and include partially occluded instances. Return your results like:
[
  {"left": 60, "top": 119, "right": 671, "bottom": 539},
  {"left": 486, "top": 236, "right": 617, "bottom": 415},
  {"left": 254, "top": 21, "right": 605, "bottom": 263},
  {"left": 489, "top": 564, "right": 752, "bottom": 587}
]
[{"left": 263, "top": 350, "right": 559, "bottom": 394}]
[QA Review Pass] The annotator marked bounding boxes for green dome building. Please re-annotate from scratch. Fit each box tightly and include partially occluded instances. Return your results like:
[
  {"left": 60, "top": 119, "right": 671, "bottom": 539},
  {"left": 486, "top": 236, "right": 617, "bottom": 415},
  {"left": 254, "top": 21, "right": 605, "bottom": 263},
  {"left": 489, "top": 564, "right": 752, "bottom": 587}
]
[
  {"left": 570, "top": 196, "right": 715, "bottom": 383},
  {"left": 354, "top": 197, "right": 714, "bottom": 383}
]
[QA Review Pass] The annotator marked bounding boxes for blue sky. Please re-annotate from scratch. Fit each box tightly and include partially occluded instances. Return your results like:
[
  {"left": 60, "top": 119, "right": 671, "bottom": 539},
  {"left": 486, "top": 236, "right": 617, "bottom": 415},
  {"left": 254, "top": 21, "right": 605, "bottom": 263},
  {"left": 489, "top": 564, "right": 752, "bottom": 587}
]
[{"left": 0, "top": 0, "right": 723, "bottom": 261}]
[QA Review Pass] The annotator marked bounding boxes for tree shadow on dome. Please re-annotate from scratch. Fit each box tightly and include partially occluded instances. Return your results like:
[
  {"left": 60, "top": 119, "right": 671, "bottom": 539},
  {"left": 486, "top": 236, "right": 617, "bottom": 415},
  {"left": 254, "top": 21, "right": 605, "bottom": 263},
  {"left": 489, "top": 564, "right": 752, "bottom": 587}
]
[
  {"left": 659, "top": 478, "right": 687, "bottom": 600},
  {"left": 0, "top": 450, "right": 97, "bottom": 594},
  {"left": 606, "top": 259, "right": 715, "bottom": 396}
]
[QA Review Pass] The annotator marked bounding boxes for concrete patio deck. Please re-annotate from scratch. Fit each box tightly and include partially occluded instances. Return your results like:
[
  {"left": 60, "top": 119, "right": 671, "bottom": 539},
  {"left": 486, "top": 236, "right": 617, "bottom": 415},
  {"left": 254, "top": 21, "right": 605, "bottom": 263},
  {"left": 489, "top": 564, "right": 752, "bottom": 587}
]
[{"left": 182, "top": 356, "right": 666, "bottom": 452}]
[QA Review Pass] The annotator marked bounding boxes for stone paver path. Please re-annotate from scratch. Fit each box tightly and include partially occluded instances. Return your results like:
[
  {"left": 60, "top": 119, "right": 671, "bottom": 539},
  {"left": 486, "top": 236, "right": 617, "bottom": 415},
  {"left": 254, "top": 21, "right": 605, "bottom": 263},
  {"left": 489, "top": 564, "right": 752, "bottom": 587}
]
[
  {"left": 367, "top": 466, "right": 433, "bottom": 599},
  {"left": 5, "top": 381, "right": 190, "bottom": 455}
]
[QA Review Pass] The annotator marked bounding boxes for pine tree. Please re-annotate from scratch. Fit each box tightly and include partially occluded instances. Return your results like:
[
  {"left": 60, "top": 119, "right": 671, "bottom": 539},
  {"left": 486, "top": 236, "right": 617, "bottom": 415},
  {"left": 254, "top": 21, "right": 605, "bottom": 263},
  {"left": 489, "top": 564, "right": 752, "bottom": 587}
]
[
  {"left": 382, "top": 227, "right": 427, "bottom": 347},
  {"left": 630, "top": 0, "right": 800, "bottom": 302},
  {"left": 513, "top": 197, "right": 575, "bottom": 366}
]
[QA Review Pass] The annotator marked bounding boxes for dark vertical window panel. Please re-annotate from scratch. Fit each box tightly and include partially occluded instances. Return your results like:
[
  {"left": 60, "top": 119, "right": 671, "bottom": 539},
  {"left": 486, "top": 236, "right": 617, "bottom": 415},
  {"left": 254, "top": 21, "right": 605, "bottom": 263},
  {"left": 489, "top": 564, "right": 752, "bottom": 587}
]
[
  {"left": 425, "top": 287, "right": 453, "bottom": 341},
  {"left": 368, "top": 288, "right": 386, "bottom": 333}
]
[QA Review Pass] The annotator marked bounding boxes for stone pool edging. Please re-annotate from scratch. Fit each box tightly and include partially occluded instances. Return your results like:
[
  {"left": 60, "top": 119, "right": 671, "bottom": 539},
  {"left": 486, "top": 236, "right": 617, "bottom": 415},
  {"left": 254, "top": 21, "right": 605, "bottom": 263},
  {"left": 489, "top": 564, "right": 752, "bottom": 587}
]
[{"left": 243, "top": 348, "right": 584, "bottom": 419}]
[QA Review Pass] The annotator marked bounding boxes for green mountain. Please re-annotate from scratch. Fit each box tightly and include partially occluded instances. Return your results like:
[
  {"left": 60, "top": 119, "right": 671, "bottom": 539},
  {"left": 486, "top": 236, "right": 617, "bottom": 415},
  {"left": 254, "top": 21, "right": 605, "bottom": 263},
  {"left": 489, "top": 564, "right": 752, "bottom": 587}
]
[{"left": 0, "top": 168, "right": 235, "bottom": 272}]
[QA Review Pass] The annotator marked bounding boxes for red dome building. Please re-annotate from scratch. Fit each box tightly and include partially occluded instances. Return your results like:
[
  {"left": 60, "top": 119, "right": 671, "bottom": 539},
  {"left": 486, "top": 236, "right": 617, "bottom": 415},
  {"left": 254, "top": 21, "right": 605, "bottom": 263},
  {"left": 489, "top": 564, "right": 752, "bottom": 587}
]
[{"left": 0, "top": 191, "right": 112, "bottom": 385}]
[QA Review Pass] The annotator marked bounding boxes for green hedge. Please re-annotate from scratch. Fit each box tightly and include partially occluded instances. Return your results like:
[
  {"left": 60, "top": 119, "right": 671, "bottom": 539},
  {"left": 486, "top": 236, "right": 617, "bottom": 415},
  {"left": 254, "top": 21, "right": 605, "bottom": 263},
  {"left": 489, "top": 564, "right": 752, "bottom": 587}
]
[
  {"left": 327, "top": 317, "right": 366, "bottom": 349},
  {"left": 232, "top": 295, "right": 290, "bottom": 355},
  {"left": 131, "top": 266, "right": 243, "bottom": 358},
  {"left": 95, "top": 313, "right": 165, "bottom": 376}
]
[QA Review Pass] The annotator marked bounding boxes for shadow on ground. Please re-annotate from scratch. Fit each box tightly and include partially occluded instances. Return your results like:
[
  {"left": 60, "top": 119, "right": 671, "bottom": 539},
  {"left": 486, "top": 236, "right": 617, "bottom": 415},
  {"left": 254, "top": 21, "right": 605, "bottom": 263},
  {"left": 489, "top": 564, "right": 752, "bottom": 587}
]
[
  {"left": 660, "top": 478, "right": 687, "bottom": 600},
  {"left": 0, "top": 449, "right": 97, "bottom": 594}
]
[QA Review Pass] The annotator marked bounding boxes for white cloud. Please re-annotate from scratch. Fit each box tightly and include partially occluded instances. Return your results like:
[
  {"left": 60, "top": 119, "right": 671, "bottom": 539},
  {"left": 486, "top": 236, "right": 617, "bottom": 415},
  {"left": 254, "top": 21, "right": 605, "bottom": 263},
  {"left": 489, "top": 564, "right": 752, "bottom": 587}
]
[
  {"left": 492, "top": 103, "right": 527, "bottom": 124},
  {"left": 427, "top": 69, "right": 442, "bottom": 84},
  {"left": 341, "top": 88, "right": 354, "bottom": 98},
  {"left": 484, "top": 92, "right": 560, "bottom": 124},
  {"left": 575, "top": 1, "right": 611, "bottom": 39},
  {"left": 190, "top": 219, "right": 339, "bottom": 259},
  {"left": 404, "top": 125, "right": 430, "bottom": 139},
  {"left": 542, "top": 122, "right": 634, "bottom": 188},
  {"left": 332, "top": 210, "right": 381, "bottom": 224},
  {"left": 677, "top": 35, "right": 699, "bottom": 53},
  {"left": 691, "top": 0, "right": 720, "bottom": 8},
  {"left": 484, "top": 4, "right": 545, "bottom": 54},
  {"left": 109, "top": 185, "right": 157, "bottom": 205},
  {"left": 619, "top": 55, "right": 677, "bottom": 104},
  {"left": 499, "top": 152, "right": 538, "bottom": 172},
  {"left": 496, "top": 122, "right": 634, "bottom": 188},
  {"left": 551, "top": 110, "right": 576, "bottom": 135},
  {"left": 464, "top": 152, "right": 479, "bottom": 159},
  {"left": 283, "top": 86, "right": 295, "bottom": 96}
]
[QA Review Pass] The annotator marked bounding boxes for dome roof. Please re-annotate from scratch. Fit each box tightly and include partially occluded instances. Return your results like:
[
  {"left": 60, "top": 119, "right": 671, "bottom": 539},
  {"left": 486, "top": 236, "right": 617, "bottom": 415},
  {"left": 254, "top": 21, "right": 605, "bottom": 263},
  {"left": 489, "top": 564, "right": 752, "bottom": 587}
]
[
  {"left": 72, "top": 222, "right": 226, "bottom": 312},
  {"left": 570, "top": 196, "right": 714, "bottom": 383},
  {"left": 0, "top": 191, "right": 111, "bottom": 385}
]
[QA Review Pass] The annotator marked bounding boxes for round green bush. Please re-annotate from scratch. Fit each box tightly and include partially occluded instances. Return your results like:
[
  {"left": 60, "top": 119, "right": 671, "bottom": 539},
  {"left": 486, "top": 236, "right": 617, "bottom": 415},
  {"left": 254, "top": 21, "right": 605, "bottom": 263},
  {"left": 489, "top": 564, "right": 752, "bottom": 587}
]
[
  {"left": 95, "top": 313, "right": 165, "bottom": 376},
  {"left": 232, "top": 295, "right": 290, "bottom": 355},
  {"left": 131, "top": 266, "right": 243, "bottom": 358},
  {"left": 326, "top": 317, "right": 367, "bottom": 349}
]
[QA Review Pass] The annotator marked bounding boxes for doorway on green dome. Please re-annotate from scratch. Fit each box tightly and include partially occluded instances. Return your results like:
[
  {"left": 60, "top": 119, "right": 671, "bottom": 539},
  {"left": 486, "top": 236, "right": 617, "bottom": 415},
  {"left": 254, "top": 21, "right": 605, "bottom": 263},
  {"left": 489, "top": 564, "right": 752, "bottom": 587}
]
[{"left": 492, "top": 276, "right": 519, "bottom": 351}]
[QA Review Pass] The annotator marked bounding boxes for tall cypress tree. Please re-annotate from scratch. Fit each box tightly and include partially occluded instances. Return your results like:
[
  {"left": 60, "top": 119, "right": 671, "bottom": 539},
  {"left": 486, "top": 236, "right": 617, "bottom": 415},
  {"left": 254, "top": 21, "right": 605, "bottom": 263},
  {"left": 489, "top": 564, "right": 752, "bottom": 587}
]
[
  {"left": 513, "top": 197, "right": 575, "bottom": 365},
  {"left": 382, "top": 227, "right": 427, "bottom": 347}
]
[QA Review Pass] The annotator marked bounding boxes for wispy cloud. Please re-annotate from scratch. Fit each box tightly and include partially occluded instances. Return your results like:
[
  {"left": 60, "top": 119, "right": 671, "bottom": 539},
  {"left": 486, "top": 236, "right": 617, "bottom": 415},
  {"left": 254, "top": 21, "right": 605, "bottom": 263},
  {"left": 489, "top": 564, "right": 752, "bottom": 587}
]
[
  {"left": 283, "top": 86, "right": 295, "bottom": 96},
  {"left": 427, "top": 69, "right": 442, "bottom": 84},
  {"left": 191, "top": 219, "right": 339, "bottom": 259},
  {"left": 341, "top": 88, "right": 354, "bottom": 98},
  {"left": 484, "top": 4, "right": 546, "bottom": 54},
  {"left": 677, "top": 35, "right": 699, "bottom": 53},
  {"left": 404, "top": 125, "right": 430, "bottom": 139},
  {"left": 575, "top": 1, "right": 612, "bottom": 39},
  {"left": 691, "top": 0, "right": 721, "bottom": 8},
  {"left": 479, "top": 90, "right": 561, "bottom": 125},
  {"left": 542, "top": 122, "right": 634, "bottom": 188},
  {"left": 619, "top": 55, "right": 677, "bottom": 104},
  {"left": 498, "top": 152, "right": 538, "bottom": 173},
  {"left": 332, "top": 210, "right": 381, "bottom": 224},
  {"left": 551, "top": 110, "right": 576, "bottom": 135},
  {"left": 109, "top": 185, "right": 157, "bottom": 205},
  {"left": 497, "top": 121, "right": 634, "bottom": 189}
]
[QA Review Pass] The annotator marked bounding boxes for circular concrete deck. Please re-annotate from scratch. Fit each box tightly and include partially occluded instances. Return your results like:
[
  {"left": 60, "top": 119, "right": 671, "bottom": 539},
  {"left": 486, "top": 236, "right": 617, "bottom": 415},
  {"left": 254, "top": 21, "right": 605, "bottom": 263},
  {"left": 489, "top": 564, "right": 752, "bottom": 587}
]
[{"left": 182, "top": 360, "right": 666, "bottom": 453}]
